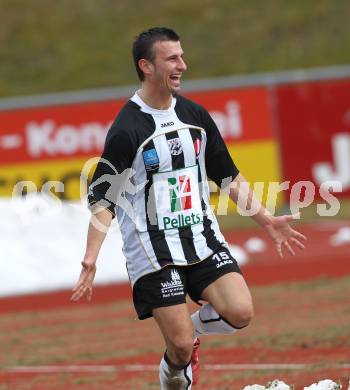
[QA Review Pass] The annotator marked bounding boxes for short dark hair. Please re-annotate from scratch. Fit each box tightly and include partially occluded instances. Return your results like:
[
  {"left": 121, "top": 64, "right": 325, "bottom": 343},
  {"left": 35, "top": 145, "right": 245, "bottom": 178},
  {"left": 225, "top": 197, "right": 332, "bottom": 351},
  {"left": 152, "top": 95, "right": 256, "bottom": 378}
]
[{"left": 132, "top": 27, "right": 180, "bottom": 81}]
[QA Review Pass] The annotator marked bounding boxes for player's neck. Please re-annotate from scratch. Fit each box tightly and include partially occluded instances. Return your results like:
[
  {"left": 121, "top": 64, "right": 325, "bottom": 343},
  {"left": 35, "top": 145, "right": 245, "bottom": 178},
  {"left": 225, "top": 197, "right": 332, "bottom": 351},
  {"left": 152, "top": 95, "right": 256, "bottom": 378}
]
[{"left": 138, "top": 84, "right": 173, "bottom": 110}]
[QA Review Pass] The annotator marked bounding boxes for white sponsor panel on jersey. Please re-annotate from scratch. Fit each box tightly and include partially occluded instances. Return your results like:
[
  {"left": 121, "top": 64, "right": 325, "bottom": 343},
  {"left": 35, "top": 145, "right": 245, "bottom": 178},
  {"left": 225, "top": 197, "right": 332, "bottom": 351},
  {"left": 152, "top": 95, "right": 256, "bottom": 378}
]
[{"left": 152, "top": 165, "right": 203, "bottom": 230}]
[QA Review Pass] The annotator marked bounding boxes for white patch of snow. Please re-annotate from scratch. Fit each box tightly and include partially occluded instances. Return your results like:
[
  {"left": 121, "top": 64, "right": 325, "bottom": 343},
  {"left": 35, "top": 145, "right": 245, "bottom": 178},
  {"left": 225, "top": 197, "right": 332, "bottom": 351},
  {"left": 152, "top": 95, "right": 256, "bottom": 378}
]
[
  {"left": 304, "top": 379, "right": 342, "bottom": 390},
  {"left": 329, "top": 227, "right": 350, "bottom": 246},
  {"left": 0, "top": 195, "right": 128, "bottom": 296},
  {"left": 228, "top": 244, "right": 248, "bottom": 266},
  {"left": 244, "top": 237, "right": 267, "bottom": 253}
]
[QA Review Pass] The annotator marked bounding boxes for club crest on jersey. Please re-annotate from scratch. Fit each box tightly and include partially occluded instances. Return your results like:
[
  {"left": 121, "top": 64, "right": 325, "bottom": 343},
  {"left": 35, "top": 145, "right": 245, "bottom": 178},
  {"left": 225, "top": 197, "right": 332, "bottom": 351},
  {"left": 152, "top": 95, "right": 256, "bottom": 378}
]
[
  {"left": 167, "top": 137, "right": 183, "bottom": 156},
  {"left": 193, "top": 138, "right": 201, "bottom": 157}
]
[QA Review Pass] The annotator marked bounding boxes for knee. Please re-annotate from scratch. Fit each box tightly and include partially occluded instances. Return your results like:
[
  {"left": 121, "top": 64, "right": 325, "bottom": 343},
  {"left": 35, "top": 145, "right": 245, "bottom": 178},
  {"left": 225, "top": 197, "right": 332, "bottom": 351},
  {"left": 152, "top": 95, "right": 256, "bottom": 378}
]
[
  {"left": 221, "top": 303, "right": 254, "bottom": 329},
  {"left": 167, "top": 336, "right": 193, "bottom": 366}
]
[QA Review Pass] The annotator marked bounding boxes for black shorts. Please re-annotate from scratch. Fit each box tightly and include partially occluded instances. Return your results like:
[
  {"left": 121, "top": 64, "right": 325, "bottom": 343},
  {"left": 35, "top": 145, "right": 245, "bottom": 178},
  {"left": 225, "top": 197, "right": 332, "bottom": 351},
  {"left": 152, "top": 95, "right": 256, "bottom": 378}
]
[{"left": 132, "top": 245, "right": 242, "bottom": 320}]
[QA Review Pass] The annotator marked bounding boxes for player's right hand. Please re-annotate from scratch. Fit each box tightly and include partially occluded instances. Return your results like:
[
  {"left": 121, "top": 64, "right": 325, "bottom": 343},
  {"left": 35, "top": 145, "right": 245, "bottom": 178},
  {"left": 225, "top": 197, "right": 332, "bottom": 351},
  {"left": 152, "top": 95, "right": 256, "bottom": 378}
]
[{"left": 70, "top": 260, "right": 97, "bottom": 302}]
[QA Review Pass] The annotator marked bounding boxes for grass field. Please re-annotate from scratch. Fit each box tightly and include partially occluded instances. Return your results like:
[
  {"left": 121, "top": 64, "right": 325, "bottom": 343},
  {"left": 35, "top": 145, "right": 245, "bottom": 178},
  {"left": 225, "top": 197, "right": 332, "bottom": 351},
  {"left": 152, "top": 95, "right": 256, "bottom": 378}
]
[
  {"left": 218, "top": 199, "right": 350, "bottom": 232},
  {"left": 1, "top": 277, "right": 349, "bottom": 389},
  {"left": 1, "top": 1, "right": 350, "bottom": 98},
  {"left": 1, "top": 222, "right": 349, "bottom": 389}
]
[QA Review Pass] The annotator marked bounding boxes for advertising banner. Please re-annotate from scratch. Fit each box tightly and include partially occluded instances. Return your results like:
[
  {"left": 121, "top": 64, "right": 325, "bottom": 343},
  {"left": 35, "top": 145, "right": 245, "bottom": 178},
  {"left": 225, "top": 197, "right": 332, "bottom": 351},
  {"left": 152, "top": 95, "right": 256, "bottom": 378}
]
[
  {"left": 0, "top": 86, "right": 280, "bottom": 204},
  {"left": 0, "top": 100, "right": 126, "bottom": 165},
  {"left": 276, "top": 78, "right": 350, "bottom": 198}
]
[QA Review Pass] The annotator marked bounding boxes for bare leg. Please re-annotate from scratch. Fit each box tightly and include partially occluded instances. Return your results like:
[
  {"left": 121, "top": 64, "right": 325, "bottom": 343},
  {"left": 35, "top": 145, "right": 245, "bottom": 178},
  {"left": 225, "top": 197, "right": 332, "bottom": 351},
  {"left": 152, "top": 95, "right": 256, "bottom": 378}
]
[
  {"left": 192, "top": 272, "right": 254, "bottom": 337},
  {"left": 153, "top": 303, "right": 194, "bottom": 389}
]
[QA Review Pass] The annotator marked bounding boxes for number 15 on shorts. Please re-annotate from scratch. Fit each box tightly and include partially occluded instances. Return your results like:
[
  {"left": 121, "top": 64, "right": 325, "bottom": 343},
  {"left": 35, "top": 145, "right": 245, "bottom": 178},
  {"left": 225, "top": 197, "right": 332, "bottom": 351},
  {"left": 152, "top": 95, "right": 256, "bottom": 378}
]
[{"left": 212, "top": 251, "right": 233, "bottom": 269}]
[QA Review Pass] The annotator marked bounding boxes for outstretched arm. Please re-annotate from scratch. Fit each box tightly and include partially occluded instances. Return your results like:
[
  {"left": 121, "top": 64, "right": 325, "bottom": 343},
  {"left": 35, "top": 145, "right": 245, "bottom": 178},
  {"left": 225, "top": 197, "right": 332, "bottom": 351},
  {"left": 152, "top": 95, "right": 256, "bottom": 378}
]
[
  {"left": 228, "top": 173, "right": 307, "bottom": 258},
  {"left": 71, "top": 207, "right": 113, "bottom": 302}
]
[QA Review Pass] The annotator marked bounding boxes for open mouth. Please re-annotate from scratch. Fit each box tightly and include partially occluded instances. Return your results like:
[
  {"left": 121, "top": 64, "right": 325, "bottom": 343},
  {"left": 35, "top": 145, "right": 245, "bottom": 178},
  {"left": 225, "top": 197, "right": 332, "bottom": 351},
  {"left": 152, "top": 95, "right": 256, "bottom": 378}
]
[{"left": 170, "top": 75, "right": 181, "bottom": 82}]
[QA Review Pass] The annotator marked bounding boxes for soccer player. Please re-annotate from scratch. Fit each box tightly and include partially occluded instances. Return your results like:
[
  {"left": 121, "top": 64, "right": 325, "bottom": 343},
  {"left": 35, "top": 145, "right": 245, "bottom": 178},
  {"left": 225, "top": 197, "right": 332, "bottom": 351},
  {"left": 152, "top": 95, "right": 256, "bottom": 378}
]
[{"left": 71, "top": 27, "right": 307, "bottom": 389}]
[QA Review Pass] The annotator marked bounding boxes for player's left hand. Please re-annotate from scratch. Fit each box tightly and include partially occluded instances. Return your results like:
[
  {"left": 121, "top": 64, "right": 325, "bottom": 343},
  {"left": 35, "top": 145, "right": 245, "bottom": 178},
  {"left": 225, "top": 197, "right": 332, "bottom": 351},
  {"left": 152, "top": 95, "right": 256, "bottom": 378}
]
[
  {"left": 70, "top": 260, "right": 97, "bottom": 302},
  {"left": 264, "top": 214, "right": 307, "bottom": 258}
]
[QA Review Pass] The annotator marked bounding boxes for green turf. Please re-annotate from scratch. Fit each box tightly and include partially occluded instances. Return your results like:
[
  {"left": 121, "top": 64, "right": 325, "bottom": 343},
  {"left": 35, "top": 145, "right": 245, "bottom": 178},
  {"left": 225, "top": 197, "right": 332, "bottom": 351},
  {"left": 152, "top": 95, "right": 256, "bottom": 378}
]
[
  {"left": 1, "top": 277, "right": 349, "bottom": 388},
  {"left": 1, "top": 276, "right": 349, "bottom": 367},
  {"left": 218, "top": 198, "right": 350, "bottom": 232},
  {"left": 1, "top": 0, "right": 350, "bottom": 98},
  {"left": 206, "top": 276, "right": 350, "bottom": 350}
]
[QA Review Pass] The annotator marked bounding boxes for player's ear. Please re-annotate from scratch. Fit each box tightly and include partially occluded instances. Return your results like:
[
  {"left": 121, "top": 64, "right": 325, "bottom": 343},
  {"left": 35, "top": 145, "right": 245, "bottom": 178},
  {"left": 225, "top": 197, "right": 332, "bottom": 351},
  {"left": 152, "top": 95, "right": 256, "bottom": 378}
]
[{"left": 138, "top": 59, "right": 153, "bottom": 78}]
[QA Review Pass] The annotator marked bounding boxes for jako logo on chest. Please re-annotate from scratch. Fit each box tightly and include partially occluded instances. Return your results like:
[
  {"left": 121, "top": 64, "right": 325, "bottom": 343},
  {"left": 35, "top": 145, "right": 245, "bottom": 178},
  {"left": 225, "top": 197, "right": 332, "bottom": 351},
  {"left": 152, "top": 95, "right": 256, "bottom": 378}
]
[{"left": 161, "top": 121, "right": 174, "bottom": 128}]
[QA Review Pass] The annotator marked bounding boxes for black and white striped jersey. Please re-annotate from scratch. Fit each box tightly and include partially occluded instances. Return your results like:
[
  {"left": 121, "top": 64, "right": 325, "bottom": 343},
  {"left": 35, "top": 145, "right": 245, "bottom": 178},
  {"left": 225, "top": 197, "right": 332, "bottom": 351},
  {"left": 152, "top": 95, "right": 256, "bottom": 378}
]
[{"left": 89, "top": 92, "right": 239, "bottom": 286}]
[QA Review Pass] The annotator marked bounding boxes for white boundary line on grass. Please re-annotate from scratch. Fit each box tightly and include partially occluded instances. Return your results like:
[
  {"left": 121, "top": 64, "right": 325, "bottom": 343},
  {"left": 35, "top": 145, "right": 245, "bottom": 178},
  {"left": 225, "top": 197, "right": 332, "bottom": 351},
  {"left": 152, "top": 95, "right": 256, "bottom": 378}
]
[{"left": 2, "top": 363, "right": 350, "bottom": 374}]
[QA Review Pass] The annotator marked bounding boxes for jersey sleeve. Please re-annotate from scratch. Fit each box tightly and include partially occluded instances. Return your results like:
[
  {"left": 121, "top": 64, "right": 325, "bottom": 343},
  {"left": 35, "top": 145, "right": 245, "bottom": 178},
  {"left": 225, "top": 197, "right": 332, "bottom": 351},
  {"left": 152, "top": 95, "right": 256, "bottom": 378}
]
[
  {"left": 201, "top": 107, "right": 239, "bottom": 188},
  {"left": 87, "top": 126, "right": 136, "bottom": 217}
]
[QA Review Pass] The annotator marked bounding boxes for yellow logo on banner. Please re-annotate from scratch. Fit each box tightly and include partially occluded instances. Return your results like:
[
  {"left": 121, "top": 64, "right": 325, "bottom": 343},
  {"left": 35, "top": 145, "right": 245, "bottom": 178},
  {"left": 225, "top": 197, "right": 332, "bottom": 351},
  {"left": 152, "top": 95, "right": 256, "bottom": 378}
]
[
  {"left": 210, "top": 140, "right": 284, "bottom": 213},
  {"left": 0, "top": 140, "right": 283, "bottom": 214},
  {"left": 0, "top": 158, "right": 97, "bottom": 200}
]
